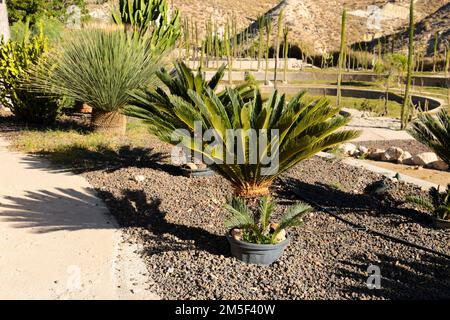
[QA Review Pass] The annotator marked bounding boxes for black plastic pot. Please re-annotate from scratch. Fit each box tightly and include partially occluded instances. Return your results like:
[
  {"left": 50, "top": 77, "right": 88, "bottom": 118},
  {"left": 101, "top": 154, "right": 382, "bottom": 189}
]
[
  {"left": 226, "top": 233, "right": 289, "bottom": 265},
  {"left": 434, "top": 217, "right": 450, "bottom": 229},
  {"left": 181, "top": 167, "right": 215, "bottom": 177}
]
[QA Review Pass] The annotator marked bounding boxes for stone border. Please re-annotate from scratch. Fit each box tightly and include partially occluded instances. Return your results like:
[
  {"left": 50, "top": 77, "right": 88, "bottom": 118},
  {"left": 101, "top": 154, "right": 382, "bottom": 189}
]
[{"left": 317, "top": 152, "right": 439, "bottom": 191}]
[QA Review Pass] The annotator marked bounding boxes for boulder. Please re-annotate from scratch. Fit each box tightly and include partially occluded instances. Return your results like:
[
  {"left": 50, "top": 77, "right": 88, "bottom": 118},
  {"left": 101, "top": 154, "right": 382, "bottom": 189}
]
[
  {"left": 427, "top": 160, "right": 449, "bottom": 171},
  {"left": 358, "top": 146, "right": 369, "bottom": 155},
  {"left": 399, "top": 151, "right": 412, "bottom": 164},
  {"left": 381, "top": 147, "right": 405, "bottom": 163},
  {"left": 367, "top": 148, "right": 385, "bottom": 160},
  {"left": 339, "top": 143, "right": 357, "bottom": 156},
  {"left": 410, "top": 152, "right": 439, "bottom": 166}
]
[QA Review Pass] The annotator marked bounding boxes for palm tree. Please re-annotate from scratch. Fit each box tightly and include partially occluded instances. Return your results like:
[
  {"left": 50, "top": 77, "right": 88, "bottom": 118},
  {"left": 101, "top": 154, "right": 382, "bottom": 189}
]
[
  {"left": 137, "top": 81, "right": 360, "bottom": 196},
  {"left": 0, "top": 0, "right": 10, "bottom": 42},
  {"left": 125, "top": 61, "right": 256, "bottom": 142},
  {"left": 408, "top": 109, "right": 450, "bottom": 166}
]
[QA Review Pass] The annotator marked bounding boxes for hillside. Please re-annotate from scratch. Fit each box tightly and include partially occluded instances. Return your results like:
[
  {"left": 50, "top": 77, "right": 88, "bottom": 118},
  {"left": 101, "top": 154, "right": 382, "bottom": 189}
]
[
  {"left": 253, "top": 0, "right": 448, "bottom": 54},
  {"left": 85, "top": 0, "right": 449, "bottom": 54},
  {"left": 355, "top": 1, "right": 450, "bottom": 57}
]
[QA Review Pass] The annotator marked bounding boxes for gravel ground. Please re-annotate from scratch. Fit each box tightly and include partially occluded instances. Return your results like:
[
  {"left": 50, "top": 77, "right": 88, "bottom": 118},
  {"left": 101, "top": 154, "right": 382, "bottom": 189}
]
[
  {"left": 82, "top": 140, "right": 450, "bottom": 300},
  {"left": 1, "top": 116, "right": 449, "bottom": 299},
  {"left": 356, "top": 140, "right": 431, "bottom": 155}
]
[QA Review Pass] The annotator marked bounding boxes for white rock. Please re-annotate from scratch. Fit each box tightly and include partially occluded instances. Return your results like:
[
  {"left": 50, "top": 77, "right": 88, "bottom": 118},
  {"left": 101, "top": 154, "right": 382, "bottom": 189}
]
[
  {"left": 410, "top": 152, "right": 439, "bottom": 166},
  {"left": 339, "top": 143, "right": 357, "bottom": 156},
  {"left": 398, "top": 151, "right": 412, "bottom": 164},
  {"left": 427, "top": 160, "right": 449, "bottom": 171},
  {"left": 358, "top": 146, "right": 369, "bottom": 155},
  {"left": 134, "top": 175, "right": 146, "bottom": 182},
  {"left": 381, "top": 147, "right": 405, "bottom": 163}
]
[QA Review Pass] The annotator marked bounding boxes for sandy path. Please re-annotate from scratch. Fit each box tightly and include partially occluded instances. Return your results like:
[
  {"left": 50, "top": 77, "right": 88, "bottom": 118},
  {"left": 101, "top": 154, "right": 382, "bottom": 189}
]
[{"left": 0, "top": 137, "right": 157, "bottom": 299}]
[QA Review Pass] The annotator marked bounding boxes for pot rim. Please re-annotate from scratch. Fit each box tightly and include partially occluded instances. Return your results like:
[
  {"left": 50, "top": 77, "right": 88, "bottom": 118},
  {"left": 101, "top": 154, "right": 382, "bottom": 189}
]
[{"left": 225, "top": 232, "right": 289, "bottom": 249}]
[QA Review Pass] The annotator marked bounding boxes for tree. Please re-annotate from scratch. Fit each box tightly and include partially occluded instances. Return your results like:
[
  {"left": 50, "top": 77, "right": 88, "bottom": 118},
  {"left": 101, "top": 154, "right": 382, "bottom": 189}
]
[
  {"left": 401, "top": 0, "right": 414, "bottom": 130},
  {"left": 273, "top": 9, "right": 284, "bottom": 89},
  {"left": 408, "top": 109, "right": 450, "bottom": 167},
  {"left": 0, "top": 0, "right": 10, "bottom": 41},
  {"left": 7, "top": 0, "right": 86, "bottom": 25},
  {"left": 135, "top": 81, "right": 360, "bottom": 197},
  {"left": 264, "top": 17, "right": 272, "bottom": 85},
  {"left": 374, "top": 54, "right": 407, "bottom": 115},
  {"left": 337, "top": 9, "right": 346, "bottom": 107}
]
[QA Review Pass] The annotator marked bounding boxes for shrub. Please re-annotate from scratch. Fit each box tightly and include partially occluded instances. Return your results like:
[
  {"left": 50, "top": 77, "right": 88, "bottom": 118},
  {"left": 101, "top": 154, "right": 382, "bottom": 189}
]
[
  {"left": 26, "top": 27, "right": 167, "bottom": 133},
  {"left": 0, "top": 29, "right": 62, "bottom": 124},
  {"left": 224, "top": 196, "right": 311, "bottom": 244},
  {"left": 7, "top": 0, "right": 87, "bottom": 25},
  {"left": 407, "top": 185, "right": 450, "bottom": 221},
  {"left": 407, "top": 109, "right": 450, "bottom": 166}
]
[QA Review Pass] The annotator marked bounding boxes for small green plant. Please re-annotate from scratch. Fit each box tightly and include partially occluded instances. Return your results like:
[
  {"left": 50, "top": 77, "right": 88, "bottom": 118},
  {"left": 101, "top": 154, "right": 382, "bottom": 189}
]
[
  {"left": 406, "top": 185, "right": 450, "bottom": 221},
  {"left": 224, "top": 196, "right": 311, "bottom": 244},
  {"left": 0, "top": 26, "right": 62, "bottom": 124}
]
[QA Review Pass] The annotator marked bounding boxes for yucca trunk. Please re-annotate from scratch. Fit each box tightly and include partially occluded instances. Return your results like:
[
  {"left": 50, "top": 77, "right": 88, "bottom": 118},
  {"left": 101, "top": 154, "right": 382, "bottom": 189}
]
[
  {"left": 91, "top": 110, "right": 127, "bottom": 135},
  {"left": 401, "top": 0, "right": 414, "bottom": 130}
]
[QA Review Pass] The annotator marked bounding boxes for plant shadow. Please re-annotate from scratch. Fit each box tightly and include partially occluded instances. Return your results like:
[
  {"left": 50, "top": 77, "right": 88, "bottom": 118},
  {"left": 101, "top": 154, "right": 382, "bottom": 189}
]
[
  {"left": 97, "top": 189, "right": 229, "bottom": 257},
  {"left": 275, "top": 177, "right": 433, "bottom": 228},
  {"left": 20, "top": 145, "right": 185, "bottom": 176},
  {"left": 336, "top": 252, "right": 450, "bottom": 299},
  {"left": 0, "top": 187, "right": 114, "bottom": 233}
]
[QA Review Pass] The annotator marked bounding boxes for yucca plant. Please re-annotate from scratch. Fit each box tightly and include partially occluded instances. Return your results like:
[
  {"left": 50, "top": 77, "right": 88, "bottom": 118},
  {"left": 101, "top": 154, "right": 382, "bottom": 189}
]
[
  {"left": 26, "top": 28, "right": 165, "bottom": 134},
  {"left": 225, "top": 196, "right": 311, "bottom": 244},
  {"left": 168, "top": 87, "right": 360, "bottom": 196},
  {"left": 406, "top": 185, "right": 450, "bottom": 221},
  {"left": 407, "top": 109, "right": 450, "bottom": 166},
  {"left": 125, "top": 61, "right": 257, "bottom": 142}
]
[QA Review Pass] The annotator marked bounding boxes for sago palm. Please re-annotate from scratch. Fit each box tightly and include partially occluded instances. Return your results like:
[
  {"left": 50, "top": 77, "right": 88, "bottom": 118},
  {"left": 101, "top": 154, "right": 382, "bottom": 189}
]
[
  {"left": 225, "top": 196, "right": 311, "bottom": 244},
  {"left": 163, "top": 87, "right": 360, "bottom": 196},
  {"left": 125, "top": 61, "right": 257, "bottom": 143},
  {"left": 407, "top": 184, "right": 450, "bottom": 221},
  {"left": 408, "top": 109, "right": 450, "bottom": 166}
]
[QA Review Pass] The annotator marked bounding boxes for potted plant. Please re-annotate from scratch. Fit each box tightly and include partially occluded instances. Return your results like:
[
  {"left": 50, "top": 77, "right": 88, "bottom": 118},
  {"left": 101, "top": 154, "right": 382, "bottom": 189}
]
[
  {"left": 224, "top": 196, "right": 312, "bottom": 265},
  {"left": 407, "top": 184, "right": 450, "bottom": 229}
]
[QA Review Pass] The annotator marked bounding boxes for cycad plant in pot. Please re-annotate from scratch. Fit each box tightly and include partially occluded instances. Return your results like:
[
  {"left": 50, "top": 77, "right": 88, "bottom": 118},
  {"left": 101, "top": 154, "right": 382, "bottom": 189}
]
[
  {"left": 224, "top": 196, "right": 311, "bottom": 265},
  {"left": 26, "top": 27, "right": 165, "bottom": 134}
]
